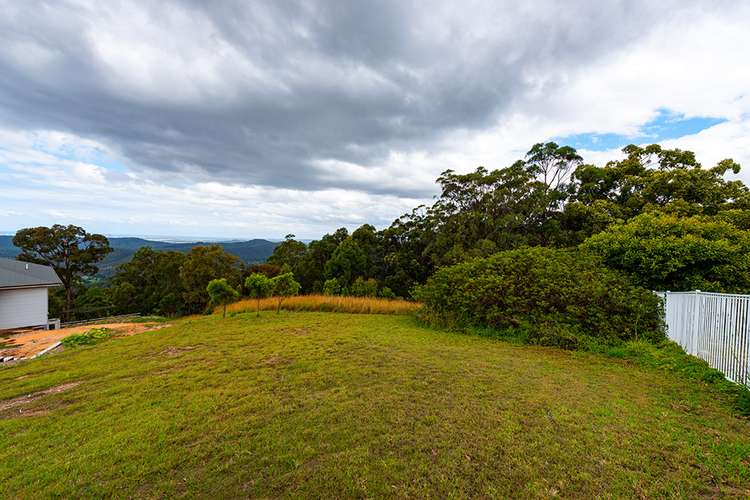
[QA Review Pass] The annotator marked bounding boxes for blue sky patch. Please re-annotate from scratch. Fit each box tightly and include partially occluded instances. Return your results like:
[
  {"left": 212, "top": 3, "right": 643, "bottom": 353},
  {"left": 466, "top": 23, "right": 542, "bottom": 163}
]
[
  {"left": 28, "top": 139, "right": 129, "bottom": 173},
  {"left": 557, "top": 109, "right": 726, "bottom": 151}
]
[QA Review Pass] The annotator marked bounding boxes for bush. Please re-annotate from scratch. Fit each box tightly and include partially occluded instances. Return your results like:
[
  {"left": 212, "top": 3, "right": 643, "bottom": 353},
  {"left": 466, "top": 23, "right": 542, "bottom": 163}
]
[
  {"left": 581, "top": 212, "right": 750, "bottom": 293},
  {"left": 270, "top": 272, "right": 301, "bottom": 313},
  {"left": 207, "top": 278, "right": 240, "bottom": 318},
  {"left": 61, "top": 327, "right": 112, "bottom": 347},
  {"left": 322, "top": 278, "right": 341, "bottom": 296},
  {"left": 350, "top": 277, "right": 378, "bottom": 297},
  {"left": 414, "top": 247, "right": 663, "bottom": 349}
]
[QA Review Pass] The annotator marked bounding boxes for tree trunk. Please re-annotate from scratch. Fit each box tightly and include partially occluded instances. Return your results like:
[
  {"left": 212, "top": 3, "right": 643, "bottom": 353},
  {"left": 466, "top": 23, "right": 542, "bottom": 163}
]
[
  {"left": 277, "top": 297, "right": 282, "bottom": 314},
  {"left": 223, "top": 304, "right": 227, "bottom": 318},
  {"left": 65, "top": 285, "right": 73, "bottom": 322},
  {"left": 256, "top": 297, "right": 260, "bottom": 317}
]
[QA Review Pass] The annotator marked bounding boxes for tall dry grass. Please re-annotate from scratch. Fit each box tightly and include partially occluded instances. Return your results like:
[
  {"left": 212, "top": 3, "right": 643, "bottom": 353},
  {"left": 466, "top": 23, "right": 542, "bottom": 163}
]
[{"left": 225, "top": 294, "right": 421, "bottom": 316}]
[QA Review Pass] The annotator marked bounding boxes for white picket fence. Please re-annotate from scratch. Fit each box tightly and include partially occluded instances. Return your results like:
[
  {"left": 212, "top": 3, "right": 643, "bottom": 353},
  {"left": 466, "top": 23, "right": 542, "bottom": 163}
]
[{"left": 657, "top": 291, "right": 750, "bottom": 388}]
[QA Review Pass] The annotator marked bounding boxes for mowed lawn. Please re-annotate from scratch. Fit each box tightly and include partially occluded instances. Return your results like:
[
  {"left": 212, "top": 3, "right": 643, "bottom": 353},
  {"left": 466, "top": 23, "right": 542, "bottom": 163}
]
[{"left": 2, "top": 313, "right": 750, "bottom": 497}]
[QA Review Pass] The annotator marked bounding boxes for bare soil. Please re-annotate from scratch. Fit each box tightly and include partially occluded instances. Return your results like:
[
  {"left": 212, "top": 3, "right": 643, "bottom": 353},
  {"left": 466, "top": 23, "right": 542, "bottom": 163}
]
[
  {"left": 0, "top": 381, "right": 80, "bottom": 417},
  {"left": 0, "top": 322, "right": 169, "bottom": 360}
]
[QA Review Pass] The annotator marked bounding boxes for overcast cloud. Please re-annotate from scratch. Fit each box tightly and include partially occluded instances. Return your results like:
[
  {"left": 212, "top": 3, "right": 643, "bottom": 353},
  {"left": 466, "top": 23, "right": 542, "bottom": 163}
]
[{"left": 1, "top": 0, "right": 749, "bottom": 239}]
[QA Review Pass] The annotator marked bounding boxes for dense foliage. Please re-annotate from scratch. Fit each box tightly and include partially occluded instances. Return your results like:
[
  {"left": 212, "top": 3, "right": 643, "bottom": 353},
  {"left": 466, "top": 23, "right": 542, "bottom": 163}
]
[
  {"left": 207, "top": 278, "right": 240, "bottom": 318},
  {"left": 245, "top": 273, "right": 273, "bottom": 316},
  {"left": 582, "top": 212, "right": 750, "bottom": 292},
  {"left": 110, "top": 247, "right": 186, "bottom": 316},
  {"left": 13, "top": 224, "right": 112, "bottom": 320},
  {"left": 265, "top": 142, "right": 750, "bottom": 298},
  {"left": 415, "top": 247, "right": 663, "bottom": 349},
  {"left": 270, "top": 272, "right": 301, "bottom": 313},
  {"left": 14, "top": 141, "right": 750, "bottom": 326},
  {"left": 180, "top": 245, "right": 242, "bottom": 314}
]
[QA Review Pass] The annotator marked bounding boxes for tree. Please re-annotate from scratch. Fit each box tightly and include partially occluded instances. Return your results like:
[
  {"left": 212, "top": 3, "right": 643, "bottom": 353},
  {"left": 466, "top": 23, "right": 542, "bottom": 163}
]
[
  {"left": 570, "top": 144, "right": 747, "bottom": 220},
  {"left": 270, "top": 272, "right": 301, "bottom": 313},
  {"left": 74, "top": 286, "right": 114, "bottom": 320},
  {"left": 322, "top": 278, "right": 341, "bottom": 296},
  {"left": 180, "top": 245, "right": 242, "bottom": 314},
  {"left": 325, "top": 238, "right": 367, "bottom": 287},
  {"left": 245, "top": 273, "right": 273, "bottom": 316},
  {"left": 351, "top": 224, "right": 384, "bottom": 279},
  {"left": 525, "top": 142, "right": 582, "bottom": 195},
  {"left": 294, "top": 228, "right": 349, "bottom": 292},
  {"left": 111, "top": 247, "right": 186, "bottom": 315},
  {"left": 350, "top": 277, "right": 378, "bottom": 297},
  {"left": 245, "top": 263, "right": 281, "bottom": 278},
  {"left": 267, "top": 234, "right": 307, "bottom": 270},
  {"left": 582, "top": 212, "right": 750, "bottom": 293},
  {"left": 378, "top": 143, "right": 583, "bottom": 291},
  {"left": 109, "top": 282, "right": 137, "bottom": 314},
  {"left": 13, "top": 224, "right": 112, "bottom": 320},
  {"left": 206, "top": 279, "right": 239, "bottom": 318}
]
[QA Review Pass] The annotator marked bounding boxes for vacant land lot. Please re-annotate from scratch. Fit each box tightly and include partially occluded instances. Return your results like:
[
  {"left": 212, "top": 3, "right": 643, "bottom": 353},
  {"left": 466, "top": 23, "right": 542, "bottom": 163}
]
[
  {"left": 0, "top": 321, "right": 168, "bottom": 360},
  {"left": 1, "top": 313, "right": 749, "bottom": 497}
]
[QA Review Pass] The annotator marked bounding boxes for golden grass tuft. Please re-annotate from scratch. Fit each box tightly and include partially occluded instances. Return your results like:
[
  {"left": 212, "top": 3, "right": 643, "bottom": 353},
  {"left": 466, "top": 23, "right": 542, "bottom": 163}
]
[{"left": 225, "top": 294, "right": 421, "bottom": 316}]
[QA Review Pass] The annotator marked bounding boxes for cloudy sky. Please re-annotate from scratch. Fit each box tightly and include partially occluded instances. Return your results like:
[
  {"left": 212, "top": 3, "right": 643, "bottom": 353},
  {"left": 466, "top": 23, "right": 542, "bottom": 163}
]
[{"left": 1, "top": 1, "right": 749, "bottom": 240}]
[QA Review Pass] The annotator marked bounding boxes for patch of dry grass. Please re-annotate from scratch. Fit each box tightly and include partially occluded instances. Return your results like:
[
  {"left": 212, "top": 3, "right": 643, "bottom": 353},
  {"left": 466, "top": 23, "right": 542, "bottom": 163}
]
[{"left": 225, "top": 294, "right": 421, "bottom": 315}]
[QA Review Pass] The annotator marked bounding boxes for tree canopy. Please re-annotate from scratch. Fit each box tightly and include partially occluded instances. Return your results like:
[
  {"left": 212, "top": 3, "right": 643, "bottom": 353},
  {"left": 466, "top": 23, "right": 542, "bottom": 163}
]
[
  {"left": 254, "top": 142, "right": 750, "bottom": 298},
  {"left": 180, "top": 245, "right": 242, "bottom": 314},
  {"left": 17, "top": 140, "right": 749, "bottom": 321},
  {"left": 207, "top": 278, "right": 239, "bottom": 318},
  {"left": 245, "top": 273, "right": 273, "bottom": 316},
  {"left": 13, "top": 224, "right": 112, "bottom": 320},
  {"left": 582, "top": 212, "right": 750, "bottom": 293}
]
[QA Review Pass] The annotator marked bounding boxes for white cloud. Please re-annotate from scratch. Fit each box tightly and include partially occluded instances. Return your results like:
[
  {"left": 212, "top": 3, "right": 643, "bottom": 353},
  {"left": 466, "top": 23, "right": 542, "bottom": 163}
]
[
  {"left": 0, "top": 128, "right": 419, "bottom": 238},
  {"left": 2, "top": 1, "right": 750, "bottom": 238}
]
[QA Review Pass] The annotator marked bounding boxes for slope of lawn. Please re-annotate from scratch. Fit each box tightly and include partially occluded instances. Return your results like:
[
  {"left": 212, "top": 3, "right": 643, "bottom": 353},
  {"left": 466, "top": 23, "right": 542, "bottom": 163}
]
[{"left": 1, "top": 312, "right": 750, "bottom": 497}]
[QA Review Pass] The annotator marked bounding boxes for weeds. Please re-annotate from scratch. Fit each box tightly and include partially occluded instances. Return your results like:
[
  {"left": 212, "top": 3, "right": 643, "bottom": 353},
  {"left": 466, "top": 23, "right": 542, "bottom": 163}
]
[
  {"left": 225, "top": 294, "right": 420, "bottom": 316},
  {"left": 60, "top": 328, "right": 112, "bottom": 348},
  {"left": 606, "top": 340, "right": 750, "bottom": 415}
]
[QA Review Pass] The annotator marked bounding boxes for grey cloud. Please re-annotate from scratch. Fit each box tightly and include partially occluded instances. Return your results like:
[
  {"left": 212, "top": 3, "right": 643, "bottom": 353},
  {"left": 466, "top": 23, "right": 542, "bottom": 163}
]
[{"left": 0, "top": 0, "right": 700, "bottom": 196}]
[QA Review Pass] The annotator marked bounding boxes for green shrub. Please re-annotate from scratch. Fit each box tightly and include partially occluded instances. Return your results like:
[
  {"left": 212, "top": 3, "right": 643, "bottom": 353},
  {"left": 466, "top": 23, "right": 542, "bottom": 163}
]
[
  {"left": 61, "top": 327, "right": 112, "bottom": 348},
  {"left": 414, "top": 247, "right": 663, "bottom": 349},
  {"left": 581, "top": 212, "right": 750, "bottom": 292},
  {"left": 207, "top": 278, "right": 240, "bottom": 318},
  {"left": 322, "top": 278, "right": 341, "bottom": 296},
  {"left": 350, "top": 277, "right": 378, "bottom": 297},
  {"left": 270, "top": 272, "right": 301, "bottom": 313}
]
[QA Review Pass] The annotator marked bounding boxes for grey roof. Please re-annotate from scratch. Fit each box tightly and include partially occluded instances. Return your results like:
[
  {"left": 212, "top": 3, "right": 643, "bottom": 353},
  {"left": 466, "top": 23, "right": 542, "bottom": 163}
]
[{"left": 0, "top": 258, "right": 63, "bottom": 290}]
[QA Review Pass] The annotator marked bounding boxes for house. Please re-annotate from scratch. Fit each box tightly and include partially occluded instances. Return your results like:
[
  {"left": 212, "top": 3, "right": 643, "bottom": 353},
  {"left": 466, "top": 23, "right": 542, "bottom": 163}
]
[{"left": 0, "top": 258, "right": 62, "bottom": 331}]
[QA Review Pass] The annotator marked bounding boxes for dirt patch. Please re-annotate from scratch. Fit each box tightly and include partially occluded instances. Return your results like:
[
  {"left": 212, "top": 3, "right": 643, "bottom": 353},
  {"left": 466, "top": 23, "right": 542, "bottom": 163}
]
[
  {"left": 0, "top": 381, "right": 80, "bottom": 417},
  {"left": 0, "top": 322, "right": 171, "bottom": 360}
]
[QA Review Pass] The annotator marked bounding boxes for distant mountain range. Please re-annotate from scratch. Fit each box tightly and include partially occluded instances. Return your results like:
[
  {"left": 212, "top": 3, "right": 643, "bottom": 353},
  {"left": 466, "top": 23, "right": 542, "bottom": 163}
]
[{"left": 0, "top": 235, "right": 278, "bottom": 277}]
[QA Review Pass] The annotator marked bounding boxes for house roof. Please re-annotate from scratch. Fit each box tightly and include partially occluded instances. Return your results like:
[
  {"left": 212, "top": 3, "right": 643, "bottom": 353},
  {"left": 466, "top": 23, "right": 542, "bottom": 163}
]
[{"left": 0, "top": 258, "right": 63, "bottom": 290}]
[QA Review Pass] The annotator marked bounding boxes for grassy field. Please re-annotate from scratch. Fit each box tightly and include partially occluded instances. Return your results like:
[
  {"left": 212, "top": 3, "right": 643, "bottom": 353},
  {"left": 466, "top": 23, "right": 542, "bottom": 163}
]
[
  {"left": 1, "top": 312, "right": 750, "bottom": 497},
  {"left": 226, "top": 294, "right": 420, "bottom": 315}
]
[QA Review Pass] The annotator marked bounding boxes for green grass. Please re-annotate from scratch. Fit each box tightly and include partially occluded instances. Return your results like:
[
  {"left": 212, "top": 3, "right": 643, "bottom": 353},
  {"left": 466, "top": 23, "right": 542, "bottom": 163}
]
[
  {"left": 123, "top": 315, "right": 170, "bottom": 323},
  {"left": 1, "top": 312, "right": 750, "bottom": 497}
]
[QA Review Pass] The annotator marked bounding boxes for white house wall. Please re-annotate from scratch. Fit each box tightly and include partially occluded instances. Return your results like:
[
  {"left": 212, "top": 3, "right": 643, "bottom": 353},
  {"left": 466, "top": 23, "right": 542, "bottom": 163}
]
[{"left": 0, "top": 288, "right": 49, "bottom": 330}]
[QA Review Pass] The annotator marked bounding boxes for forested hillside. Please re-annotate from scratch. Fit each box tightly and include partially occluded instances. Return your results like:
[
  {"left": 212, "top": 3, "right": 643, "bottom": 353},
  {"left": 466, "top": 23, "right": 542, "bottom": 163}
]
[
  {"left": 0, "top": 235, "right": 277, "bottom": 276},
  {"left": 10, "top": 142, "right": 750, "bottom": 324}
]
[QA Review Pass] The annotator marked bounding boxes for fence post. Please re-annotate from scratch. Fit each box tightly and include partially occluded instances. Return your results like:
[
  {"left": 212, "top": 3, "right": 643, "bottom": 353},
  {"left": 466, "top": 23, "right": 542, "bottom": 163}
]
[{"left": 691, "top": 290, "right": 701, "bottom": 355}]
